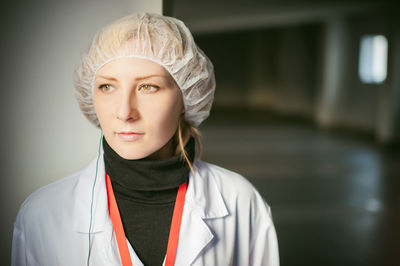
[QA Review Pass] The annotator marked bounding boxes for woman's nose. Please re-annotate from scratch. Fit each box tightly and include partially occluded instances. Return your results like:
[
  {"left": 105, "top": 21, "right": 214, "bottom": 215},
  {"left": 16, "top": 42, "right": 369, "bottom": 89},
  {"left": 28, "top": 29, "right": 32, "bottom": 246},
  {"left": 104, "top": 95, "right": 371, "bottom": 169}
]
[{"left": 116, "top": 91, "right": 140, "bottom": 122}]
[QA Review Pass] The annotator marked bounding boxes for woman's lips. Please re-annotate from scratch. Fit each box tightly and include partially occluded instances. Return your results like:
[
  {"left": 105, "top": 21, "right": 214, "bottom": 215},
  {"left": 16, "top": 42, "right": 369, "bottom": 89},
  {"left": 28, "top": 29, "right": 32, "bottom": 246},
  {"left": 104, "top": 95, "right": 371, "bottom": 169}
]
[{"left": 116, "top": 132, "right": 145, "bottom": 141}]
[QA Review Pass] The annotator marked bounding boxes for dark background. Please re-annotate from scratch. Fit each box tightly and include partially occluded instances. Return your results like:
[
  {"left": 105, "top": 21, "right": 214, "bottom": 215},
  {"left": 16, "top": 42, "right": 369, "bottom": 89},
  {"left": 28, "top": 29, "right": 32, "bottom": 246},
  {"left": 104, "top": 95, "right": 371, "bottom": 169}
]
[{"left": 166, "top": 0, "right": 400, "bottom": 266}]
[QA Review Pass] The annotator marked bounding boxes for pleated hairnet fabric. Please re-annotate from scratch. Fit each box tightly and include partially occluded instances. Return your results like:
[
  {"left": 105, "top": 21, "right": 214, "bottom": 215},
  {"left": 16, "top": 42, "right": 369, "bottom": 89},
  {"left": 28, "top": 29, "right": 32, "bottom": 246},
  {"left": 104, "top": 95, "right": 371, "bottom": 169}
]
[{"left": 73, "top": 13, "right": 215, "bottom": 127}]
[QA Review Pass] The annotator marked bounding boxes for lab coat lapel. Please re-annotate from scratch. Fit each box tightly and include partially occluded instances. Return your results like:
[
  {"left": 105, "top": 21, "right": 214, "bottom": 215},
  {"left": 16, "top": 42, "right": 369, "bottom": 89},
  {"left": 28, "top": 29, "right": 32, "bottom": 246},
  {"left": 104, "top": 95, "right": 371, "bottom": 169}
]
[
  {"left": 175, "top": 160, "right": 229, "bottom": 265},
  {"left": 71, "top": 152, "right": 122, "bottom": 265}
]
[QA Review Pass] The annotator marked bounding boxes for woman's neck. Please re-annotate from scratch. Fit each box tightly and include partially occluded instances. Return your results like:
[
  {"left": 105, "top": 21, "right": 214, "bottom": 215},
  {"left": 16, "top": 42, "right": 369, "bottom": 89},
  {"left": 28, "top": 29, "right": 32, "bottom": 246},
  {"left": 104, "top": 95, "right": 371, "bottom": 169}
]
[
  {"left": 102, "top": 136, "right": 195, "bottom": 197},
  {"left": 145, "top": 137, "right": 176, "bottom": 161}
]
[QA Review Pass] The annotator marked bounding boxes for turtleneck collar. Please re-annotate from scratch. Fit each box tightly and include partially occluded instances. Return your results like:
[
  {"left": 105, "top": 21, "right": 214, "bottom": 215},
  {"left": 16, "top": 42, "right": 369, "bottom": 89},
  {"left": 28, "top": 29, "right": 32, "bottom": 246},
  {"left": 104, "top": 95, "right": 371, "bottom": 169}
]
[{"left": 103, "top": 136, "right": 195, "bottom": 203}]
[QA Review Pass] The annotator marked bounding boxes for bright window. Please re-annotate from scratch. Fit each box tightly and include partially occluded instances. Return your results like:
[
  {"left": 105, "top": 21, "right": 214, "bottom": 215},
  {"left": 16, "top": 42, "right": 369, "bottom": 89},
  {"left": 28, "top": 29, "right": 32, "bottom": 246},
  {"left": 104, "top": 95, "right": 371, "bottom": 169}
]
[{"left": 358, "top": 35, "right": 388, "bottom": 84}]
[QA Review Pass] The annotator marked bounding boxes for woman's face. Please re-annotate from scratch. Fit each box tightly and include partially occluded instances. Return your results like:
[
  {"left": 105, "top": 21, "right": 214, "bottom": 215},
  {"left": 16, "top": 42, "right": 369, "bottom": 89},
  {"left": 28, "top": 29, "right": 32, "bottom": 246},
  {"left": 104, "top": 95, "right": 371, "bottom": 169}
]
[{"left": 94, "top": 57, "right": 184, "bottom": 160}]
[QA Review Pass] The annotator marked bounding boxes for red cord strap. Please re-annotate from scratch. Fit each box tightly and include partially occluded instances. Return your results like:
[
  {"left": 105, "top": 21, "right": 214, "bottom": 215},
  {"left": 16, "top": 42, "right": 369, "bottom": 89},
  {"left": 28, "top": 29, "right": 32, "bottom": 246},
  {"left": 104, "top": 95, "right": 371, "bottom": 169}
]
[
  {"left": 106, "top": 173, "right": 187, "bottom": 266},
  {"left": 165, "top": 180, "right": 187, "bottom": 266}
]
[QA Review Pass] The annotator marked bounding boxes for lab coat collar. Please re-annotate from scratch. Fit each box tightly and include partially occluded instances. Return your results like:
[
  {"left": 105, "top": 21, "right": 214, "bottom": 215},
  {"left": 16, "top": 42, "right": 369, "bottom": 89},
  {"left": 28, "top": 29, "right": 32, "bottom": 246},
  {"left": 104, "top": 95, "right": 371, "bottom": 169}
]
[
  {"left": 72, "top": 151, "right": 109, "bottom": 233},
  {"left": 72, "top": 153, "right": 229, "bottom": 265},
  {"left": 175, "top": 159, "right": 229, "bottom": 265},
  {"left": 184, "top": 159, "right": 229, "bottom": 219}
]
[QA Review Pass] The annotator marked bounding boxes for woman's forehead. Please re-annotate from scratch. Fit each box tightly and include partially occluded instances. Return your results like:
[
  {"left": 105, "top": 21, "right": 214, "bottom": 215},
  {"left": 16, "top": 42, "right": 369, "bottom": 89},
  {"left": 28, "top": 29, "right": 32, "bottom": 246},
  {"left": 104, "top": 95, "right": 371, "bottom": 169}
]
[{"left": 96, "top": 57, "right": 170, "bottom": 80}]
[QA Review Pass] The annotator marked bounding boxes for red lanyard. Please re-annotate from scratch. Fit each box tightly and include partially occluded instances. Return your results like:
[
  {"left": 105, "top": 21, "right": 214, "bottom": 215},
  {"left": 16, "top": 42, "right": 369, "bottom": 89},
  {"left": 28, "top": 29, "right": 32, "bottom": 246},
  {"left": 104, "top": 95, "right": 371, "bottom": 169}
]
[{"left": 105, "top": 173, "right": 187, "bottom": 266}]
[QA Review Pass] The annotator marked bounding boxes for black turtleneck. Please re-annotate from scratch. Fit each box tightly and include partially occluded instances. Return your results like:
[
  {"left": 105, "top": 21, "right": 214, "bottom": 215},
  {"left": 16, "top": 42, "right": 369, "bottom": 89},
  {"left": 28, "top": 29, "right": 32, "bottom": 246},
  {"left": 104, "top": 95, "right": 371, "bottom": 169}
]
[{"left": 103, "top": 137, "right": 195, "bottom": 266}]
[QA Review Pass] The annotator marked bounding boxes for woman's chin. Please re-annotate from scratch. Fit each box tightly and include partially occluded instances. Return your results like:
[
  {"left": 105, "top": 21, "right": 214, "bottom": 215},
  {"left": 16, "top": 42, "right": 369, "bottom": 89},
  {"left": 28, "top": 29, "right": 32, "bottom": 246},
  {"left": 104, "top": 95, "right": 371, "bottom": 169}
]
[{"left": 108, "top": 135, "right": 176, "bottom": 161}]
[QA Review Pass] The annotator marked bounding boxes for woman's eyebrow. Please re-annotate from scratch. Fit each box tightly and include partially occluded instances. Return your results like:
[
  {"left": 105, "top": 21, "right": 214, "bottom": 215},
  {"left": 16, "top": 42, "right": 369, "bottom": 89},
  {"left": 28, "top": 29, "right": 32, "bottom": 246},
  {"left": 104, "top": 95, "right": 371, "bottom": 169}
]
[
  {"left": 96, "top": 75, "right": 118, "bottom": 81},
  {"left": 134, "top": 74, "right": 166, "bottom": 81}
]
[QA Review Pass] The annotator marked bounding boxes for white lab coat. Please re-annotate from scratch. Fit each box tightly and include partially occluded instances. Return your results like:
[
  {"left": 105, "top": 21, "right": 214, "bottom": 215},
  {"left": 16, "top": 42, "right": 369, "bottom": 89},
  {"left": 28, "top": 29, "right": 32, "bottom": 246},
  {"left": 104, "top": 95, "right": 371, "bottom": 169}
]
[{"left": 12, "top": 152, "right": 279, "bottom": 266}]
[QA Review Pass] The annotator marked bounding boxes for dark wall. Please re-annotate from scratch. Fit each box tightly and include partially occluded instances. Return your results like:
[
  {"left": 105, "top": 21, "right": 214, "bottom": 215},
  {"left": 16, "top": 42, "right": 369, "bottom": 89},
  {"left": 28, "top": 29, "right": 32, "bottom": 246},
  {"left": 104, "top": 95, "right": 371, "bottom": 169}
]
[{"left": 195, "top": 24, "right": 322, "bottom": 118}]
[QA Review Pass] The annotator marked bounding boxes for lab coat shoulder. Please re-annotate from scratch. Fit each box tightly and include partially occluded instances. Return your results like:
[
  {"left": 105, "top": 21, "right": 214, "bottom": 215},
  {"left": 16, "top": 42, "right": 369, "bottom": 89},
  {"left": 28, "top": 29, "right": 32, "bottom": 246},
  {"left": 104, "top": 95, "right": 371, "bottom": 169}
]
[
  {"left": 198, "top": 160, "right": 270, "bottom": 205},
  {"left": 196, "top": 160, "right": 272, "bottom": 215},
  {"left": 14, "top": 170, "right": 82, "bottom": 228},
  {"left": 192, "top": 160, "right": 280, "bottom": 266},
  {"left": 12, "top": 170, "right": 84, "bottom": 266}
]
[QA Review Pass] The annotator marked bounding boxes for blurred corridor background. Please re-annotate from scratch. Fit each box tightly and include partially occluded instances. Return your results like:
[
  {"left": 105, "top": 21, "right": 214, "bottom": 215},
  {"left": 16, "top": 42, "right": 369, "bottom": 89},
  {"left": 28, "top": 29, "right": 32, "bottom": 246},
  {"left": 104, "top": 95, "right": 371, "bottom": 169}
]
[
  {"left": 171, "top": 0, "right": 399, "bottom": 265},
  {"left": 1, "top": 0, "right": 399, "bottom": 265}
]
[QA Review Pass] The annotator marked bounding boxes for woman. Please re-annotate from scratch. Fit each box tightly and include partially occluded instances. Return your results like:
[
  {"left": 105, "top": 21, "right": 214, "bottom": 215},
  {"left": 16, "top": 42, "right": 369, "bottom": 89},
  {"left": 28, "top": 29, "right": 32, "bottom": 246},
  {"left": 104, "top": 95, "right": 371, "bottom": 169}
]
[{"left": 12, "top": 13, "right": 279, "bottom": 266}]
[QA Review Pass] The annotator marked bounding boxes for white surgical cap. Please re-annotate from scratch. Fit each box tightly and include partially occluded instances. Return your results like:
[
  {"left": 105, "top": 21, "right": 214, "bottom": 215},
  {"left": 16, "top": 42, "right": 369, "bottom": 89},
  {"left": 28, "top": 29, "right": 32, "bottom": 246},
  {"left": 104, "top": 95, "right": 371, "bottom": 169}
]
[{"left": 73, "top": 12, "right": 215, "bottom": 127}]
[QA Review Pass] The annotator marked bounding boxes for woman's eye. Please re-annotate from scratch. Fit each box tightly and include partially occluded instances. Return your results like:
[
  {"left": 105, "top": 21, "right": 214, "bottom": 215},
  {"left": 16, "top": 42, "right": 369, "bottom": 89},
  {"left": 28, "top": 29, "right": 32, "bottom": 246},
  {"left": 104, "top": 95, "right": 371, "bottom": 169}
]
[
  {"left": 139, "top": 84, "right": 159, "bottom": 93},
  {"left": 98, "top": 84, "right": 115, "bottom": 93}
]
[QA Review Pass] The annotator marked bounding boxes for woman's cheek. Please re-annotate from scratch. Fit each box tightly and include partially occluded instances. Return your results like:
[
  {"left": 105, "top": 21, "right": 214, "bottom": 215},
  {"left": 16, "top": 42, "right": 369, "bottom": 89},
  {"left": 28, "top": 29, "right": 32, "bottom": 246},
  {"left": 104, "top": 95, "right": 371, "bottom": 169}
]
[{"left": 161, "top": 114, "right": 178, "bottom": 138}]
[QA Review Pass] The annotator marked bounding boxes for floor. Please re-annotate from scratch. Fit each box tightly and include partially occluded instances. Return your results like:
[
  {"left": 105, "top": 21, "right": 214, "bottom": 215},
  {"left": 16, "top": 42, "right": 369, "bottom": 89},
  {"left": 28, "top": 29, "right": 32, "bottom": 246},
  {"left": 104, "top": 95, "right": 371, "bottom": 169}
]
[{"left": 200, "top": 111, "right": 400, "bottom": 266}]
